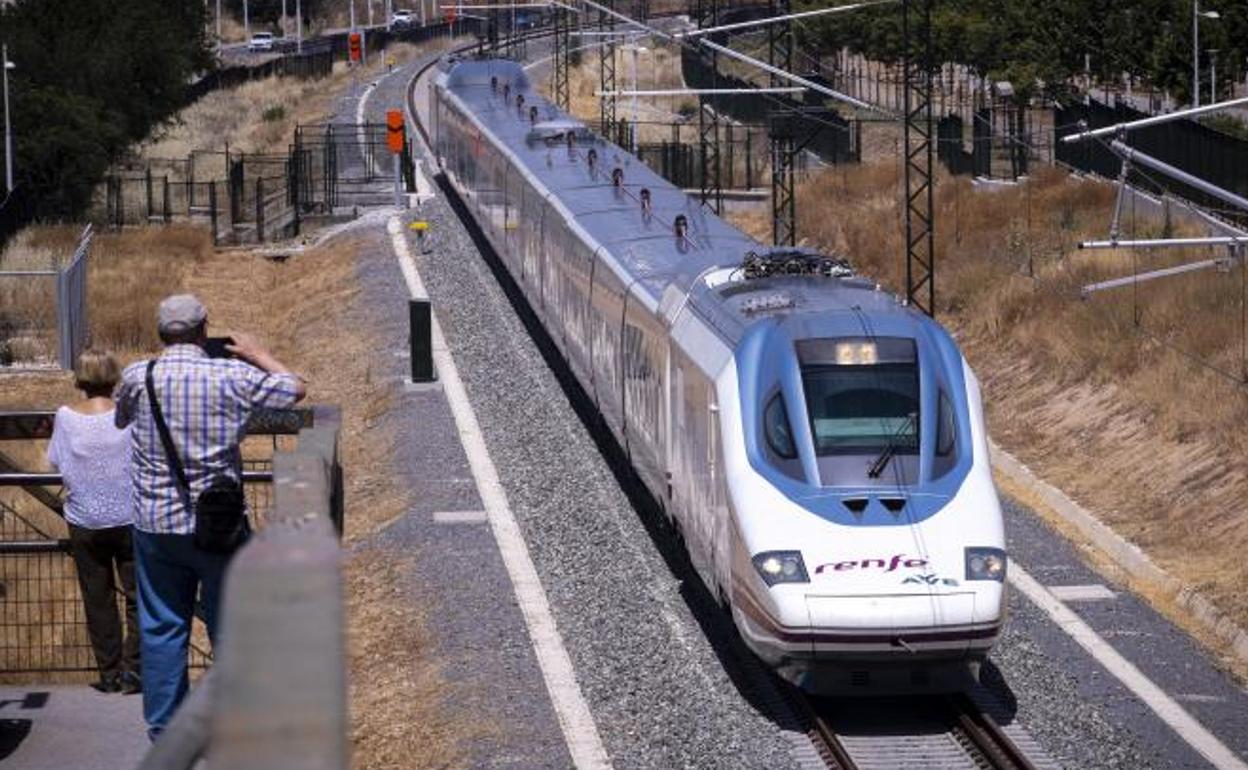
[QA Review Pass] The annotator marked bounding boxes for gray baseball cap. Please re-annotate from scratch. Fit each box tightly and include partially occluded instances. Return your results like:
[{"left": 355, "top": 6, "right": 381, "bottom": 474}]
[{"left": 157, "top": 294, "right": 207, "bottom": 334}]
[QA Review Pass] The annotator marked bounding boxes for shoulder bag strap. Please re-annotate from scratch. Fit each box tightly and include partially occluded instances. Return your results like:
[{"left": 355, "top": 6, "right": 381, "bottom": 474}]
[{"left": 145, "top": 359, "right": 191, "bottom": 493}]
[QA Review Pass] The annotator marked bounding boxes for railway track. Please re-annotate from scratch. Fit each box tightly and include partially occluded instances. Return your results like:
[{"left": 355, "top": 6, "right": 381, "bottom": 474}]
[
  {"left": 404, "top": 22, "right": 1056, "bottom": 770},
  {"left": 800, "top": 690, "right": 1049, "bottom": 770}
]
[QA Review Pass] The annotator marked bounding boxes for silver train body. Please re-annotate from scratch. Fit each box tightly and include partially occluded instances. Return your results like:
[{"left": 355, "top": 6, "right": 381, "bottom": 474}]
[{"left": 432, "top": 59, "right": 1008, "bottom": 693}]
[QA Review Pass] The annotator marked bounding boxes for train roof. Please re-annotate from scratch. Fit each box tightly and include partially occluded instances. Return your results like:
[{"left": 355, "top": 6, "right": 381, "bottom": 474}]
[{"left": 437, "top": 58, "right": 921, "bottom": 344}]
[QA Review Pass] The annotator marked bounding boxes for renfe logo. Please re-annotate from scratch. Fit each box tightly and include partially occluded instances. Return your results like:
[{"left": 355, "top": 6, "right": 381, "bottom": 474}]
[{"left": 814, "top": 554, "right": 928, "bottom": 575}]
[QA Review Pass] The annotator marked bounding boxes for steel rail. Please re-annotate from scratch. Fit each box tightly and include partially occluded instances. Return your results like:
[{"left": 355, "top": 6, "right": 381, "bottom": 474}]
[
  {"left": 798, "top": 691, "right": 1044, "bottom": 770},
  {"left": 947, "top": 693, "right": 1042, "bottom": 770},
  {"left": 805, "top": 704, "right": 861, "bottom": 770}
]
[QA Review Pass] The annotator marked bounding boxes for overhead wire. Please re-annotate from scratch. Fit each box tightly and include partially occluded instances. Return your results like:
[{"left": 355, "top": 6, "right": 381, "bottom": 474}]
[{"left": 519, "top": 3, "right": 1248, "bottom": 389}]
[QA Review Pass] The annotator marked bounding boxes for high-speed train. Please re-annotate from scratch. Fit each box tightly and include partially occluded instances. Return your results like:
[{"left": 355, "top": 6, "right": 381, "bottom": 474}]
[{"left": 431, "top": 59, "right": 1007, "bottom": 693}]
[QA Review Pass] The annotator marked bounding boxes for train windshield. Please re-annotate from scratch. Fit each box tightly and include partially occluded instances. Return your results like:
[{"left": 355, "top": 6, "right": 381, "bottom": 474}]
[{"left": 796, "top": 337, "right": 919, "bottom": 456}]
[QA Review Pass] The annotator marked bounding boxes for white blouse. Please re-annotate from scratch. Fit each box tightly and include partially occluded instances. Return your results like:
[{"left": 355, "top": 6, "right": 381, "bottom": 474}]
[{"left": 46, "top": 406, "right": 134, "bottom": 529}]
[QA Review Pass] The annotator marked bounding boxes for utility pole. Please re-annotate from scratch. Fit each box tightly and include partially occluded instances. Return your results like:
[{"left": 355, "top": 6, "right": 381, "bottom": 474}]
[
  {"left": 3, "top": 45, "right": 14, "bottom": 195},
  {"left": 553, "top": 6, "right": 571, "bottom": 110},
  {"left": 1210, "top": 49, "right": 1218, "bottom": 104},
  {"left": 599, "top": 0, "right": 617, "bottom": 141},
  {"left": 768, "top": 0, "right": 796, "bottom": 245},
  {"left": 1192, "top": 1, "right": 1220, "bottom": 108},
  {"left": 297, "top": 0, "right": 303, "bottom": 52},
  {"left": 244, "top": 0, "right": 251, "bottom": 41},
  {"left": 696, "top": 0, "right": 722, "bottom": 214},
  {"left": 902, "top": 0, "right": 935, "bottom": 316},
  {"left": 217, "top": 0, "right": 223, "bottom": 56}
]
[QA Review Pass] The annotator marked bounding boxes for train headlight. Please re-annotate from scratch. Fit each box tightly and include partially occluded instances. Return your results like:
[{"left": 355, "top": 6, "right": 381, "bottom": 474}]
[
  {"left": 751, "top": 551, "right": 809, "bottom": 587},
  {"left": 965, "top": 547, "right": 1007, "bottom": 582}
]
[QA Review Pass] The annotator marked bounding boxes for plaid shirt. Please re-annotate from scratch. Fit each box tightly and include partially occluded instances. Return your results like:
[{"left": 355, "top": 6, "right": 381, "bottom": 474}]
[{"left": 115, "top": 344, "right": 302, "bottom": 535}]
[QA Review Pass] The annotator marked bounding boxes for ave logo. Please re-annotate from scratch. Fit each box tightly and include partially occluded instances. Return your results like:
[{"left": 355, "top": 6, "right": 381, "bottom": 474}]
[{"left": 902, "top": 573, "right": 960, "bottom": 587}]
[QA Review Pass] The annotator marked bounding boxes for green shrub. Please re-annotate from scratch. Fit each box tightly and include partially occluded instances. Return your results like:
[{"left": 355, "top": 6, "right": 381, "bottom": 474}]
[{"left": 262, "top": 104, "right": 286, "bottom": 123}]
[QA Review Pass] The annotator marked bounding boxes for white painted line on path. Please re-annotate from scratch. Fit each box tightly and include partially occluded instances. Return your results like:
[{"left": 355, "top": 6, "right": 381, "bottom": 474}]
[
  {"left": 432, "top": 510, "right": 489, "bottom": 524},
  {"left": 386, "top": 216, "right": 612, "bottom": 769},
  {"left": 1010, "top": 564, "right": 1247, "bottom": 770},
  {"left": 1046, "top": 584, "right": 1117, "bottom": 602}
]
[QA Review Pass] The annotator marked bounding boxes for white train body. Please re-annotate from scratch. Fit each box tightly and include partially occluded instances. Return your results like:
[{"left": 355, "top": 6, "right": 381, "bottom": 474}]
[{"left": 432, "top": 59, "right": 1007, "bottom": 692}]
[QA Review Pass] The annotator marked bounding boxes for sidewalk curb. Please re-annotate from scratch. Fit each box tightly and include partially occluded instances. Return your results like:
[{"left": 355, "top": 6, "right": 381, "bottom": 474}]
[{"left": 990, "top": 440, "right": 1248, "bottom": 667}]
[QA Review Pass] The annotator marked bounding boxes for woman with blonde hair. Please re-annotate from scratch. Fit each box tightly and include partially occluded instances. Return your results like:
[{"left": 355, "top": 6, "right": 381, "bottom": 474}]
[{"left": 47, "top": 349, "right": 140, "bottom": 694}]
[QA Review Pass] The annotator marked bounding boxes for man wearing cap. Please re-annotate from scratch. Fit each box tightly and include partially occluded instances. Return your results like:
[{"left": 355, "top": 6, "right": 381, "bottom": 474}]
[{"left": 115, "top": 294, "right": 306, "bottom": 741}]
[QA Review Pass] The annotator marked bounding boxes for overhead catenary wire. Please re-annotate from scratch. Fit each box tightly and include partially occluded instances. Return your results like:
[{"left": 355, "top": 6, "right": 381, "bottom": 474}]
[
  {"left": 675, "top": 0, "right": 899, "bottom": 39},
  {"left": 568, "top": 0, "right": 882, "bottom": 138},
  {"left": 514, "top": 4, "right": 1248, "bottom": 386},
  {"left": 1006, "top": 128, "right": 1248, "bottom": 390}
]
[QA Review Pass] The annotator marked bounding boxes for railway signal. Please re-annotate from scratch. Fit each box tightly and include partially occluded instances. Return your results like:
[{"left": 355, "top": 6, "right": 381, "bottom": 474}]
[{"left": 388, "top": 109, "right": 406, "bottom": 208}]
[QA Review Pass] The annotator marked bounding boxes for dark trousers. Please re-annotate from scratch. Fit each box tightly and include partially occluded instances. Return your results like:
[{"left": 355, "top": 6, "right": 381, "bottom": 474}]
[{"left": 68, "top": 523, "right": 140, "bottom": 679}]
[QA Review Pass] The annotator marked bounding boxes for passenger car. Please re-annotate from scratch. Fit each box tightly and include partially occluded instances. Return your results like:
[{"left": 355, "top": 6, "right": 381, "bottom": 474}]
[{"left": 247, "top": 32, "right": 275, "bottom": 52}]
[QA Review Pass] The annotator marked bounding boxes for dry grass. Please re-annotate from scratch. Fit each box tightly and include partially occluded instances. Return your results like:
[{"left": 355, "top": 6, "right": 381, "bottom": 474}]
[
  {"left": 729, "top": 163, "right": 1248, "bottom": 647},
  {"left": 546, "top": 43, "right": 696, "bottom": 139},
  {"left": 138, "top": 37, "right": 462, "bottom": 163},
  {"left": 1, "top": 227, "right": 470, "bottom": 766},
  {"left": 0, "top": 225, "right": 211, "bottom": 367},
  {"left": 183, "top": 232, "right": 467, "bottom": 768},
  {"left": 2, "top": 30, "right": 469, "bottom": 762}
]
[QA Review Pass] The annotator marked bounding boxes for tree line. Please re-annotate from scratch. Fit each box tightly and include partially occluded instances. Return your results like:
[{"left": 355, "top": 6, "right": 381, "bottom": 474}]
[
  {"left": 794, "top": 0, "right": 1248, "bottom": 105},
  {"left": 0, "top": 0, "right": 331, "bottom": 221},
  {"left": 0, "top": 0, "right": 215, "bottom": 218}
]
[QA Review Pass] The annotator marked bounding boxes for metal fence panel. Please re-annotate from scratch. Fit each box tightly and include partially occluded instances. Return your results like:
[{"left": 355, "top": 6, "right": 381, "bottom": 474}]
[
  {"left": 55, "top": 225, "right": 91, "bottom": 370},
  {"left": 1056, "top": 97, "right": 1248, "bottom": 227}
]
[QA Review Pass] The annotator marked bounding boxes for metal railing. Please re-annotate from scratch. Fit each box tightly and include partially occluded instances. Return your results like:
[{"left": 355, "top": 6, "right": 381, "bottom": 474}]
[
  {"left": 138, "top": 405, "right": 345, "bottom": 769},
  {"left": 0, "top": 407, "right": 318, "bottom": 678}
]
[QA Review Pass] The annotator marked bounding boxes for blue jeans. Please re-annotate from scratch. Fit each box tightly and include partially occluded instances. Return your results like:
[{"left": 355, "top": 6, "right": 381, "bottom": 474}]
[{"left": 133, "top": 530, "right": 231, "bottom": 741}]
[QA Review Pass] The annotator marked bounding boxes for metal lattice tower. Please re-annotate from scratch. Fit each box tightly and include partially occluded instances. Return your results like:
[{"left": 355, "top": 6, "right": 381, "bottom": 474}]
[
  {"left": 696, "top": 0, "right": 722, "bottom": 214},
  {"left": 903, "top": 0, "right": 935, "bottom": 316},
  {"left": 553, "top": 7, "right": 572, "bottom": 111},
  {"left": 599, "top": 0, "right": 618, "bottom": 140},
  {"left": 768, "top": 0, "right": 795, "bottom": 245},
  {"left": 486, "top": 9, "right": 499, "bottom": 52},
  {"left": 770, "top": 119, "right": 796, "bottom": 246}
]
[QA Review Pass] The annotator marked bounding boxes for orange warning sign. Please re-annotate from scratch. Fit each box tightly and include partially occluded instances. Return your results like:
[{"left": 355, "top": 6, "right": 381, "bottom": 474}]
[
  {"left": 348, "top": 32, "right": 362, "bottom": 62},
  {"left": 387, "top": 110, "right": 405, "bottom": 154}
]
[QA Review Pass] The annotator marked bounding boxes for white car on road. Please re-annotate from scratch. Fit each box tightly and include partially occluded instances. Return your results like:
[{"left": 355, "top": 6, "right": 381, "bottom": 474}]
[
  {"left": 391, "top": 10, "right": 415, "bottom": 27},
  {"left": 247, "top": 32, "right": 276, "bottom": 52}
]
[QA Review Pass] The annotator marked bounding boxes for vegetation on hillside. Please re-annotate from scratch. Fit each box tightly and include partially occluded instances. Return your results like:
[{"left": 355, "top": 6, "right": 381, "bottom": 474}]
[
  {"left": 0, "top": 0, "right": 212, "bottom": 218},
  {"left": 795, "top": 0, "right": 1248, "bottom": 104}
]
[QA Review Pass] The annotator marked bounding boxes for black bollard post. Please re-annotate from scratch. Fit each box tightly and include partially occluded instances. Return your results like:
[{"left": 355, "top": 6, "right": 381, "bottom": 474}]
[{"left": 409, "top": 298, "right": 435, "bottom": 383}]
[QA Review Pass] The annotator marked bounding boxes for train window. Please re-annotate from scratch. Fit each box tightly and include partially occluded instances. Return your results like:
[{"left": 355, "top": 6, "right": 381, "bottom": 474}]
[
  {"left": 936, "top": 391, "right": 956, "bottom": 457},
  {"left": 800, "top": 361, "right": 919, "bottom": 456},
  {"left": 763, "top": 394, "right": 797, "bottom": 460}
]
